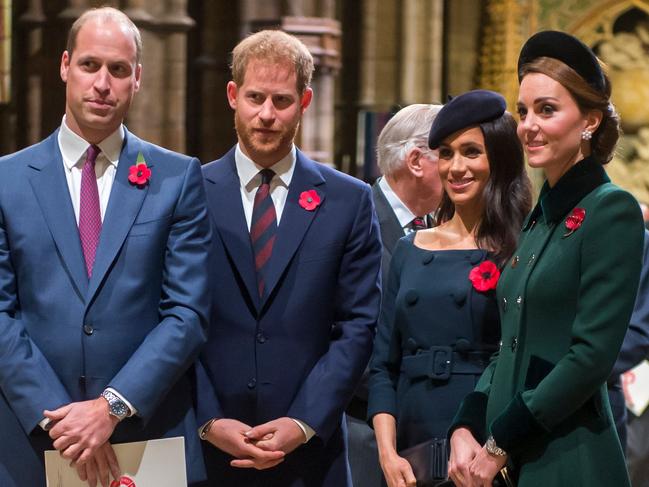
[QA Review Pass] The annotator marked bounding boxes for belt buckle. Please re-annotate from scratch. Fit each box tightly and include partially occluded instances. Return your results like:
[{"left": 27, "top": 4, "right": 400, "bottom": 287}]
[{"left": 427, "top": 346, "right": 452, "bottom": 380}]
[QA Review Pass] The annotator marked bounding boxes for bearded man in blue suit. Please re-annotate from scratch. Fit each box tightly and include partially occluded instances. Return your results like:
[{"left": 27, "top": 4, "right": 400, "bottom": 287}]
[
  {"left": 0, "top": 8, "right": 211, "bottom": 486},
  {"left": 197, "top": 30, "right": 382, "bottom": 486}
]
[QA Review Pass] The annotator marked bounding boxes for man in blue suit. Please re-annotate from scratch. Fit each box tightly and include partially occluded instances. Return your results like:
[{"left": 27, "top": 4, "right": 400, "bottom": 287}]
[
  {"left": 197, "top": 30, "right": 382, "bottom": 486},
  {"left": 0, "top": 8, "right": 211, "bottom": 487}
]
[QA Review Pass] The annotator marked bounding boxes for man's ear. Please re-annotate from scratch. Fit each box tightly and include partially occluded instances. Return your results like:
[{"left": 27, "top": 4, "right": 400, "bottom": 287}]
[
  {"left": 226, "top": 81, "right": 238, "bottom": 110},
  {"left": 405, "top": 147, "right": 424, "bottom": 177},
  {"left": 300, "top": 87, "right": 313, "bottom": 113},
  {"left": 60, "top": 51, "right": 70, "bottom": 83},
  {"left": 133, "top": 63, "right": 142, "bottom": 92}
]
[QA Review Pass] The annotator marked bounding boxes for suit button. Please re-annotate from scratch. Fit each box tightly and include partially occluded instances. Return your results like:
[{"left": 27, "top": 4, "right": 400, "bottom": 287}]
[
  {"left": 247, "top": 378, "right": 257, "bottom": 389},
  {"left": 83, "top": 324, "right": 94, "bottom": 335},
  {"left": 511, "top": 337, "right": 518, "bottom": 351},
  {"left": 256, "top": 332, "right": 266, "bottom": 344}
]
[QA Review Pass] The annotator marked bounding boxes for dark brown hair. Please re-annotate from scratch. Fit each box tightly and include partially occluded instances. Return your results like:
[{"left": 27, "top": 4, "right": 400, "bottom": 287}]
[
  {"left": 519, "top": 56, "right": 619, "bottom": 164},
  {"left": 437, "top": 113, "right": 533, "bottom": 266}
]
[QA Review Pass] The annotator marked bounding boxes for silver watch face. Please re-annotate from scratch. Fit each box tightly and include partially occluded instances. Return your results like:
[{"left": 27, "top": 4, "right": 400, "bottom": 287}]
[{"left": 110, "top": 400, "right": 129, "bottom": 418}]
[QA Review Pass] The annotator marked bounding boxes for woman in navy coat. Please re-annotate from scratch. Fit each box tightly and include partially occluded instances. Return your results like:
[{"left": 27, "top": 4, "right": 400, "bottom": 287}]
[{"left": 367, "top": 91, "right": 531, "bottom": 487}]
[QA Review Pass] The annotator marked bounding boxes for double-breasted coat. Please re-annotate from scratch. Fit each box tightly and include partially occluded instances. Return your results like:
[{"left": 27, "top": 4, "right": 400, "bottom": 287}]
[{"left": 451, "top": 157, "right": 644, "bottom": 486}]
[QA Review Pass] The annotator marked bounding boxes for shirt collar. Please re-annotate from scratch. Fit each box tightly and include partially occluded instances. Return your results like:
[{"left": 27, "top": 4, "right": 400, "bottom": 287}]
[
  {"left": 523, "top": 155, "right": 609, "bottom": 230},
  {"left": 234, "top": 144, "right": 296, "bottom": 190},
  {"left": 58, "top": 116, "right": 124, "bottom": 169},
  {"left": 378, "top": 176, "right": 417, "bottom": 228}
]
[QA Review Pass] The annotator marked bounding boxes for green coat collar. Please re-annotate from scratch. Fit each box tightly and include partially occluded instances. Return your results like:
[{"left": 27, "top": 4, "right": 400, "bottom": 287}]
[{"left": 523, "top": 156, "right": 610, "bottom": 230}]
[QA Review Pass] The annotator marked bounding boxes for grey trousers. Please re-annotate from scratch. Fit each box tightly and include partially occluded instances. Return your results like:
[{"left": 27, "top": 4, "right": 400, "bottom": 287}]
[
  {"left": 628, "top": 407, "right": 649, "bottom": 487},
  {"left": 346, "top": 416, "right": 383, "bottom": 487}
]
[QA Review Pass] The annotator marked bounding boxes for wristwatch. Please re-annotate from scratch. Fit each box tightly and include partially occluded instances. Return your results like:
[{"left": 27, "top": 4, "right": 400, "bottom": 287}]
[
  {"left": 485, "top": 436, "right": 507, "bottom": 457},
  {"left": 101, "top": 390, "right": 130, "bottom": 421}
]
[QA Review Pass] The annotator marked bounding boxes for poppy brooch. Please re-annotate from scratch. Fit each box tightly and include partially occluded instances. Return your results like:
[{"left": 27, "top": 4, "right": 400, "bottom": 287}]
[
  {"left": 563, "top": 207, "right": 585, "bottom": 238},
  {"left": 469, "top": 260, "right": 500, "bottom": 292},
  {"left": 299, "top": 189, "right": 321, "bottom": 211},
  {"left": 128, "top": 152, "right": 151, "bottom": 187}
]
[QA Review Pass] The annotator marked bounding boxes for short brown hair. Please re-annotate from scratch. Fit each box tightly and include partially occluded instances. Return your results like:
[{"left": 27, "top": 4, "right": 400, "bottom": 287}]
[
  {"left": 519, "top": 56, "right": 619, "bottom": 164},
  {"left": 67, "top": 7, "right": 142, "bottom": 64},
  {"left": 231, "top": 30, "right": 314, "bottom": 95}
]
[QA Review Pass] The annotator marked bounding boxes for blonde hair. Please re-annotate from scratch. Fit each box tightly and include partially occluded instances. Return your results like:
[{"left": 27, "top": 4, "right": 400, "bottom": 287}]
[{"left": 231, "top": 30, "right": 314, "bottom": 94}]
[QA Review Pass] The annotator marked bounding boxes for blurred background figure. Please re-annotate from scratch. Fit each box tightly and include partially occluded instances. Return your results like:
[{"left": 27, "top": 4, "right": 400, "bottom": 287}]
[
  {"left": 346, "top": 103, "right": 444, "bottom": 487},
  {"left": 368, "top": 90, "right": 531, "bottom": 487}
]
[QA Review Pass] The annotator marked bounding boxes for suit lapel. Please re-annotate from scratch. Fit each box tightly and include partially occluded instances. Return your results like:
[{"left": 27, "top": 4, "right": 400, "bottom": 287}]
[
  {"left": 203, "top": 148, "right": 260, "bottom": 308},
  {"left": 372, "top": 181, "right": 405, "bottom": 255},
  {"left": 28, "top": 131, "right": 89, "bottom": 299},
  {"left": 86, "top": 129, "right": 149, "bottom": 304},
  {"left": 261, "top": 151, "right": 326, "bottom": 307}
]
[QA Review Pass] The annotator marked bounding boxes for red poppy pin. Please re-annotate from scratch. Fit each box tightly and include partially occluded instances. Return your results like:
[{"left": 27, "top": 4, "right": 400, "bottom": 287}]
[
  {"left": 110, "top": 476, "right": 136, "bottom": 487},
  {"left": 469, "top": 260, "right": 500, "bottom": 292},
  {"left": 563, "top": 207, "right": 586, "bottom": 237},
  {"left": 128, "top": 152, "right": 151, "bottom": 187},
  {"left": 299, "top": 189, "right": 321, "bottom": 211}
]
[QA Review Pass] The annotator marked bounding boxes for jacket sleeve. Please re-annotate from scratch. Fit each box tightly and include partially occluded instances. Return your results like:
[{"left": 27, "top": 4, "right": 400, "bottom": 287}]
[
  {"left": 610, "top": 229, "right": 649, "bottom": 378},
  {"left": 366, "top": 238, "right": 406, "bottom": 424},
  {"left": 108, "top": 158, "right": 212, "bottom": 422},
  {"left": 490, "top": 189, "right": 644, "bottom": 455},
  {"left": 0, "top": 188, "right": 72, "bottom": 433},
  {"left": 286, "top": 184, "right": 382, "bottom": 442}
]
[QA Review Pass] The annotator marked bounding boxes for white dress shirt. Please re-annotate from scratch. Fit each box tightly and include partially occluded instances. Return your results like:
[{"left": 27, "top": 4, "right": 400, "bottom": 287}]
[
  {"left": 378, "top": 176, "right": 419, "bottom": 234},
  {"left": 234, "top": 144, "right": 296, "bottom": 229},
  {"left": 231, "top": 144, "right": 315, "bottom": 443},
  {"left": 39, "top": 119, "right": 136, "bottom": 430}
]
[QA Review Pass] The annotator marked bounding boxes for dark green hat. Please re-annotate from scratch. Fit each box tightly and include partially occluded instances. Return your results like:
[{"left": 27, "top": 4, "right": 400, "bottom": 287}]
[{"left": 517, "top": 30, "right": 605, "bottom": 93}]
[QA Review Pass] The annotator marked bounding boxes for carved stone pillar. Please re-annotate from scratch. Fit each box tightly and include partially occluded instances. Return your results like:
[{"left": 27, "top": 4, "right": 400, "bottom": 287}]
[
  {"left": 124, "top": 0, "right": 194, "bottom": 152},
  {"left": 400, "top": 0, "right": 443, "bottom": 105}
]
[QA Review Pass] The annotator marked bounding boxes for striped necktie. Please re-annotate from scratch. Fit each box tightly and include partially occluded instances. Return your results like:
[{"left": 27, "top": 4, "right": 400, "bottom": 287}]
[{"left": 250, "top": 169, "right": 277, "bottom": 297}]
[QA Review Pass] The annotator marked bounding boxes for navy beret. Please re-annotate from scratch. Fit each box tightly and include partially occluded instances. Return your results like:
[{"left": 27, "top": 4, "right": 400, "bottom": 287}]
[
  {"left": 428, "top": 90, "right": 506, "bottom": 149},
  {"left": 517, "top": 30, "right": 605, "bottom": 93}
]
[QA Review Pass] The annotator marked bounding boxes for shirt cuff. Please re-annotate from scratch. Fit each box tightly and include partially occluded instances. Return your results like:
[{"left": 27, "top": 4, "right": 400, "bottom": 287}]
[
  {"left": 105, "top": 387, "right": 137, "bottom": 417},
  {"left": 291, "top": 418, "right": 315, "bottom": 443},
  {"left": 39, "top": 417, "right": 52, "bottom": 431}
]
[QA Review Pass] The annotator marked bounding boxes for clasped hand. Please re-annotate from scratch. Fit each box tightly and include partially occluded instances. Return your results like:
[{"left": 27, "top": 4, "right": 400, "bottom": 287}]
[
  {"left": 204, "top": 417, "right": 306, "bottom": 470},
  {"left": 45, "top": 398, "right": 121, "bottom": 486},
  {"left": 448, "top": 428, "right": 507, "bottom": 487}
]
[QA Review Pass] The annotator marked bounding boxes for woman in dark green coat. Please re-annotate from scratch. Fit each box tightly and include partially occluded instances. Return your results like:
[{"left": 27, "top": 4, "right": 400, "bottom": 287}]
[{"left": 448, "top": 31, "right": 645, "bottom": 487}]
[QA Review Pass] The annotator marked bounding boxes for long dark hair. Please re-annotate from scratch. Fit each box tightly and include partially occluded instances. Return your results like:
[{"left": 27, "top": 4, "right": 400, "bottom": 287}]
[{"left": 436, "top": 113, "right": 532, "bottom": 266}]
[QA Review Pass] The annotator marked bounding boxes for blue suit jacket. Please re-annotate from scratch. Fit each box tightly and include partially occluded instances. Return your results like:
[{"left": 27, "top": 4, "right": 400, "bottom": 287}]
[
  {"left": 197, "top": 148, "right": 382, "bottom": 487},
  {"left": 0, "top": 129, "right": 212, "bottom": 485}
]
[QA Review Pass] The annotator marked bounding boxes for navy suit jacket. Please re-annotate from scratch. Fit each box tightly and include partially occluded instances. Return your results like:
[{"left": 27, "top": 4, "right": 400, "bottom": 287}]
[
  {"left": 197, "top": 148, "right": 382, "bottom": 487},
  {"left": 0, "top": 129, "right": 212, "bottom": 485}
]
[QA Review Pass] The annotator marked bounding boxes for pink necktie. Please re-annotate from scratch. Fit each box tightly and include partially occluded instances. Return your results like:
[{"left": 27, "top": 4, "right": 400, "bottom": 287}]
[{"left": 79, "top": 145, "right": 102, "bottom": 277}]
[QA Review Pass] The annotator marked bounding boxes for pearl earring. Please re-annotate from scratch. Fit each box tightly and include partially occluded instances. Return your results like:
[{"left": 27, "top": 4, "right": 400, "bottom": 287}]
[{"left": 581, "top": 129, "right": 592, "bottom": 141}]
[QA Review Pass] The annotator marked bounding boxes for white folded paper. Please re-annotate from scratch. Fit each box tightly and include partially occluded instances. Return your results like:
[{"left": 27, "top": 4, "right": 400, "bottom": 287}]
[
  {"left": 45, "top": 436, "right": 187, "bottom": 487},
  {"left": 623, "top": 359, "right": 649, "bottom": 417}
]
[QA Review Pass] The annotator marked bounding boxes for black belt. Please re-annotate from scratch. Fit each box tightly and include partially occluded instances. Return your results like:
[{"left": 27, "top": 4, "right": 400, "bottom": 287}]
[{"left": 400, "top": 346, "right": 491, "bottom": 381}]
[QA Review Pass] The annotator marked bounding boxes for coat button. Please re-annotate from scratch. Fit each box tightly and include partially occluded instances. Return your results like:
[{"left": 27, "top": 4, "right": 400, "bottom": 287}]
[
  {"left": 256, "top": 332, "right": 266, "bottom": 344},
  {"left": 527, "top": 254, "right": 536, "bottom": 266},
  {"left": 511, "top": 336, "right": 518, "bottom": 352},
  {"left": 502, "top": 297, "right": 508, "bottom": 312},
  {"left": 405, "top": 290, "right": 418, "bottom": 305},
  {"left": 516, "top": 296, "right": 522, "bottom": 308},
  {"left": 511, "top": 256, "right": 519, "bottom": 268},
  {"left": 247, "top": 378, "right": 257, "bottom": 389},
  {"left": 83, "top": 324, "right": 94, "bottom": 335},
  {"left": 422, "top": 254, "right": 435, "bottom": 265}
]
